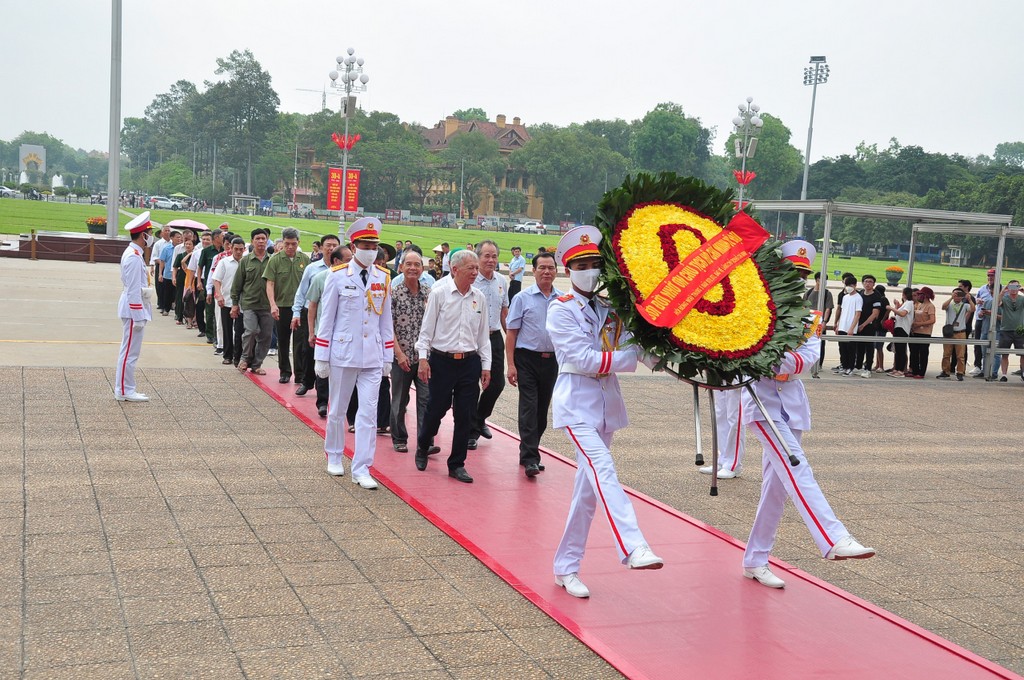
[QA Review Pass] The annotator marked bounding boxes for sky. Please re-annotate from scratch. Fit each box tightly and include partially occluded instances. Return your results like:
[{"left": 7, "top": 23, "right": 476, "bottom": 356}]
[{"left": 4, "top": 1, "right": 1022, "bottom": 164}]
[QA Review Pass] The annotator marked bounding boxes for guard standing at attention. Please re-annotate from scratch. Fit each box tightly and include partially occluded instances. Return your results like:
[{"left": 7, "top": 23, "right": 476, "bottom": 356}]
[
  {"left": 740, "top": 240, "right": 875, "bottom": 590},
  {"left": 314, "top": 218, "right": 395, "bottom": 490},
  {"left": 114, "top": 211, "right": 156, "bottom": 402},
  {"left": 546, "top": 226, "right": 663, "bottom": 599}
]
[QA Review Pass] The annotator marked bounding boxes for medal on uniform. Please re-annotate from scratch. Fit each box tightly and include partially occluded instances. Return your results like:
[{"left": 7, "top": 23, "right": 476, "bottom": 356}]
[{"left": 366, "top": 282, "right": 387, "bottom": 315}]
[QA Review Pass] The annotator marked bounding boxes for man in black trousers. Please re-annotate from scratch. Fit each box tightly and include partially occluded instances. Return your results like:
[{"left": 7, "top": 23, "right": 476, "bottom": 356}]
[{"left": 414, "top": 249, "right": 492, "bottom": 483}]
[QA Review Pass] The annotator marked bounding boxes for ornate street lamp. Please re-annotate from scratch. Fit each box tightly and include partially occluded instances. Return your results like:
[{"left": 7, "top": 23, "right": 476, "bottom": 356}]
[
  {"left": 796, "top": 56, "right": 829, "bottom": 237},
  {"left": 329, "top": 48, "right": 369, "bottom": 225},
  {"left": 732, "top": 97, "right": 763, "bottom": 211}
]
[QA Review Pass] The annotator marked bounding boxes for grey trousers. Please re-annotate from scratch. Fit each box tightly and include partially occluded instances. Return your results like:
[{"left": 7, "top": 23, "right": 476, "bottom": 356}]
[
  {"left": 241, "top": 309, "right": 273, "bottom": 368},
  {"left": 390, "top": 363, "right": 429, "bottom": 445}
]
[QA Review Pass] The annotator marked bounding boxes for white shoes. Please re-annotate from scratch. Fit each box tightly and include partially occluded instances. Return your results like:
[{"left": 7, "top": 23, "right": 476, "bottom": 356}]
[
  {"left": 744, "top": 565, "right": 785, "bottom": 589},
  {"left": 627, "top": 544, "right": 664, "bottom": 570},
  {"left": 858, "top": 369, "right": 871, "bottom": 378},
  {"left": 555, "top": 573, "right": 590, "bottom": 598},
  {"left": 115, "top": 392, "right": 149, "bottom": 402},
  {"left": 968, "top": 366, "right": 983, "bottom": 376},
  {"left": 352, "top": 474, "right": 378, "bottom": 490},
  {"left": 826, "top": 535, "right": 876, "bottom": 560},
  {"left": 326, "top": 461, "right": 345, "bottom": 476},
  {"left": 698, "top": 465, "right": 740, "bottom": 478}
]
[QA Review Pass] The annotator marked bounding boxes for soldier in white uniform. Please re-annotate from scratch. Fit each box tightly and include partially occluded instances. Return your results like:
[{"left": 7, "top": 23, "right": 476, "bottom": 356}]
[
  {"left": 741, "top": 240, "right": 875, "bottom": 589},
  {"left": 314, "top": 218, "right": 395, "bottom": 490},
  {"left": 698, "top": 387, "right": 745, "bottom": 479},
  {"left": 546, "top": 226, "right": 663, "bottom": 599},
  {"left": 114, "top": 212, "right": 156, "bottom": 402}
]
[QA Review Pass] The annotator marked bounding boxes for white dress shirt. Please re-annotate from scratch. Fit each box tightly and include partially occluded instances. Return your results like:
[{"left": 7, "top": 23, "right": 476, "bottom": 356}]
[{"left": 415, "top": 275, "right": 492, "bottom": 369}]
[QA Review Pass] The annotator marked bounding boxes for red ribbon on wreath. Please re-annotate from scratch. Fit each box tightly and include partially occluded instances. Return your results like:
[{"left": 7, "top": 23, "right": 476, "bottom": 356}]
[{"left": 331, "top": 133, "right": 361, "bottom": 151}]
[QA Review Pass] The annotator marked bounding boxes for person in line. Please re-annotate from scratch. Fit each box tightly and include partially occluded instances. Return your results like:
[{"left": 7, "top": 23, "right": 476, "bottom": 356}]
[
  {"left": 937, "top": 287, "right": 974, "bottom": 381},
  {"left": 413, "top": 249, "right": 491, "bottom": 483},
  {"left": 291, "top": 233, "right": 340, "bottom": 396},
  {"left": 264, "top": 227, "right": 311, "bottom": 385},
  {"left": 741, "top": 240, "right": 875, "bottom": 589},
  {"left": 507, "top": 246, "right": 526, "bottom": 301},
  {"left": 231, "top": 229, "right": 273, "bottom": 375},
  {"left": 505, "top": 251, "right": 561, "bottom": 478},
  {"left": 212, "top": 237, "right": 245, "bottom": 367},
  {"left": 547, "top": 226, "right": 663, "bottom": 599},
  {"left": 468, "top": 240, "right": 509, "bottom": 450},
  {"left": 887, "top": 287, "right": 915, "bottom": 378},
  {"left": 832, "top": 275, "right": 862, "bottom": 376},
  {"left": 389, "top": 250, "right": 431, "bottom": 453},
  {"left": 908, "top": 286, "right": 936, "bottom": 379},
  {"left": 313, "top": 219, "right": 394, "bottom": 489},
  {"left": 114, "top": 212, "right": 156, "bottom": 402},
  {"left": 307, "top": 244, "right": 353, "bottom": 418}
]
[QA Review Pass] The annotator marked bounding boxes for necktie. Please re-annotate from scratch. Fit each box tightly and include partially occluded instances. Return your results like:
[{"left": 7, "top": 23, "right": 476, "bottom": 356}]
[
  {"left": 588, "top": 299, "right": 598, "bottom": 317},
  {"left": 360, "top": 269, "right": 368, "bottom": 286}
]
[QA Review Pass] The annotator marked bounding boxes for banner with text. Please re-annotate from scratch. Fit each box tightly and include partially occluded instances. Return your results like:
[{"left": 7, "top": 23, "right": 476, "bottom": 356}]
[
  {"left": 326, "top": 167, "right": 343, "bottom": 211},
  {"left": 343, "top": 169, "right": 361, "bottom": 213}
]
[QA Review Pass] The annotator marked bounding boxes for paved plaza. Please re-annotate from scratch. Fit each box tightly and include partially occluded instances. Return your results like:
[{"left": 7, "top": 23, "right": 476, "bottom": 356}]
[{"left": 1, "top": 257, "right": 1023, "bottom": 678}]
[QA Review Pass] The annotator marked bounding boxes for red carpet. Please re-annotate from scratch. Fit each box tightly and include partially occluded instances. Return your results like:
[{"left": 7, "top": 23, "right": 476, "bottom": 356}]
[{"left": 249, "top": 368, "right": 1018, "bottom": 680}]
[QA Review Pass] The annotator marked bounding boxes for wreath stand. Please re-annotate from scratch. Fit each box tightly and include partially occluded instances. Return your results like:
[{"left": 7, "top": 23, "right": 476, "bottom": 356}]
[{"left": 660, "top": 367, "right": 801, "bottom": 497}]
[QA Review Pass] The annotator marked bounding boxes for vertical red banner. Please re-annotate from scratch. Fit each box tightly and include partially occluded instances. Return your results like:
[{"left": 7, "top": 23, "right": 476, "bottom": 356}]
[
  {"left": 326, "top": 168, "right": 343, "bottom": 211},
  {"left": 343, "top": 169, "right": 361, "bottom": 213}
]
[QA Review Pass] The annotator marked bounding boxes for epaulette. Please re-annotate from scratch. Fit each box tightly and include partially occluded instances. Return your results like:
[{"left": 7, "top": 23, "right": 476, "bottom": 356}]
[
  {"left": 556, "top": 293, "right": 575, "bottom": 302},
  {"left": 331, "top": 263, "right": 349, "bottom": 272},
  {"left": 375, "top": 264, "right": 392, "bottom": 279}
]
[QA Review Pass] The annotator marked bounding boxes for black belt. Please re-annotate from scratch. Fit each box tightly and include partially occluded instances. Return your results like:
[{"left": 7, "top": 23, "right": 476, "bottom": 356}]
[
  {"left": 433, "top": 350, "right": 478, "bottom": 360},
  {"left": 490, "top": 330, "right": 502, "bottom": 336},
  {"left": 516, "top": 348, "right": 555, "bottom": 359}
]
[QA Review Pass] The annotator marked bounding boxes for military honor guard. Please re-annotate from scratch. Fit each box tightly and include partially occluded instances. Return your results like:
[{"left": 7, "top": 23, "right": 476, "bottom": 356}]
[
  {"left": 313, "top": 218, "right": 395, "bottom": 490},
  {"left": 546, "top": 226, "right": 663, "bottom": 599},
  {"left": 114, "top": 211, "right": 156, "bottom": 402},
  {"left": 740, "top": 240, "right": 875, "bottom": 589}
]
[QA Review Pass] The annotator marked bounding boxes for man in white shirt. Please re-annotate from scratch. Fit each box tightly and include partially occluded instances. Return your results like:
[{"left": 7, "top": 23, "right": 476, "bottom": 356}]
[
  {"left": 833, "top": 274, "right": 862, "bottom": 376},
  {"left": 469, "top": 240, "right": 509, "bottom": 449},
  {"left": 414, "top": 249, "right": 491, "bottom": 483},
  {"left": 440, "top": 242, "right": 451, "bottom": 276},
  {"left": 507, "top": 246, "right": 526, "bottom": 301},
  {"left": 212, "top": 237, "right": 245, "bottom": 366}
]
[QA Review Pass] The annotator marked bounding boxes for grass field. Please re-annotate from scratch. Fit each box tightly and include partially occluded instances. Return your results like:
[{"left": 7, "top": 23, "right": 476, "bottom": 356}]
[{"left": 0, "top": 199, "right": 1011, "bottom": 288}]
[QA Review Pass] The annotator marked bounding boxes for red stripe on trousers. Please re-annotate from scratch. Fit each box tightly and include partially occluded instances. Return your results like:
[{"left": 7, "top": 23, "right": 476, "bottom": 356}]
[
  {"left": 753, "top": 420, "right": 834, "bottom": 548},
  {"left": 729, "top": 401, "right": 743, "bottom": 471},
  {"left": 566, "top": 426, "right": 628, "bottom": 557},
  {"left": 120, "top": 322, "right": 133, "bottom": 396}
]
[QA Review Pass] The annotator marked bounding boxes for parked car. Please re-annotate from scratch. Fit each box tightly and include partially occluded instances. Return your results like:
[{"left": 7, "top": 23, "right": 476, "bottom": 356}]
[
  {"left": 0, "top": 186, "right": 19, "bottom": 198},
  {"left": 150, "top": 196, "right": 183, "bottom": 210},
  {"left": 515, "top": 221, "right": 546, "bottom": 234}
]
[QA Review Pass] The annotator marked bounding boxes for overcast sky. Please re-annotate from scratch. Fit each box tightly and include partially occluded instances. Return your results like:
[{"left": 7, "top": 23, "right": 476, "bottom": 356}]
[{"left": 5, "top": 1, "right": 1021, "bottom": 164}]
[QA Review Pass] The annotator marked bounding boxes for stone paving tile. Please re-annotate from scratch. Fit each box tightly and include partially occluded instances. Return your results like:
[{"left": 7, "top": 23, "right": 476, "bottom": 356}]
[
  {"left": 135, "top": 651, "right": 245, "bottom": 679},
  {"left": 23, "top": 627, "right": 131, "bottom": 670},
  {"left": 236, "top": 644, "right": 347, "bottom": 678},
  {"left": 127, "top": 621, "right": 232, "bottom": 663},
  {"left": 22, "top": 661, "right": 136, "bottom": 680},
  {"left": 121, "top": 593, "right": 220, "bottom": 626}
]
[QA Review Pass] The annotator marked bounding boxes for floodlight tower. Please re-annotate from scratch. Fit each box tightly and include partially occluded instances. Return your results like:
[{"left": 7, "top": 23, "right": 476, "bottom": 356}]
[
  {"left": 796, "top": 56, "right": 830, "bottom": 237},
  {"left": 328, "top": 48, "right": 369, "bottom": 225}
]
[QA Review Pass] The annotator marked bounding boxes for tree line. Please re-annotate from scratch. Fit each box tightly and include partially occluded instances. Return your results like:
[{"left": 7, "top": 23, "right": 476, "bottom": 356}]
[{"left": 3, "top": 49, "right": 1023, "bottom": 263}]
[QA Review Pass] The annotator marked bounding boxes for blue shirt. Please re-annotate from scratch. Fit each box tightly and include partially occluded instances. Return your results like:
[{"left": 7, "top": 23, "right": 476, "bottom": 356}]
[
  {"left": 507, "top": 284, "right": 561, "bottom": 352},
  {"left": 160, "top": 242, "right": 175, "bottom": 280},
  {"left": 508, "top": 255, "right": 526, "bottom": 282},
  {"left": 292, "top": 259, "right": 329, "bottom": 315}
]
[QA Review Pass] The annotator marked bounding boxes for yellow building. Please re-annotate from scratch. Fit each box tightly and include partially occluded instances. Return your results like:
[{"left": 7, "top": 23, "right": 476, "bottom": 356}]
[{"left": 420, "top": 114, "right": 544, "bottom": 221}]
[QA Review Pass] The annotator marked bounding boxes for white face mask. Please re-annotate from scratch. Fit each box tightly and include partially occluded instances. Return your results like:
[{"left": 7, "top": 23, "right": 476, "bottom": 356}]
[
  {"left": 844, "top": 285, "right": 855, "bottom": 294},
  {"left": 570, "top": 268, "right": 601, "bottom": 293},
  {"left": 144, "top": 232, "right": 155, "bottom": 248},
  {"left": 353, "top": 247, "right": 376, "bottom": 268}
]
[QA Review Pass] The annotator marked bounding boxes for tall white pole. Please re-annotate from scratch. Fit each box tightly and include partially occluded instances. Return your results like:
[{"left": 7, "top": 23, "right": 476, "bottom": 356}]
[
  {"left": 293, "top": 142, "right": 298, "bottom": 216},
  {"left": 796, "top": 76, "right": 819, "bottom": 238},
  {"left": 106, "top": 0, "right": 122, "bottom": 237}
]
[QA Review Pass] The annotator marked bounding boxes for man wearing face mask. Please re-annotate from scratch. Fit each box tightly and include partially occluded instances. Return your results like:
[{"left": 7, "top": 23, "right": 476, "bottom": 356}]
[
  {"left": 833, "top": 275, "right": 862, "bottom": 376},
  {"left": 314, "top": 219, "right": 395, "bottom": 490},
  {"left": 546, "top": 226, "right": 663, "bottom": 599},
  {"left": 114, "top": 211, "right": 156, "bottom": 402}
]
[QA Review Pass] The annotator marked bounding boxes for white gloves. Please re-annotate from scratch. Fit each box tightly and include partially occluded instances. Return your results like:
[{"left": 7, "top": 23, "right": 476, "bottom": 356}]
[
  {"left": 382, "top": 362, "right": 392, "bottom": 377},
  {"left": 132, "top": 320, "right": 147, "bottom": 330},
  {"left": 314, "top": 360, "right": 330, "bottom": 379},
  {"left": 639, "top": 351, "right": 660, "bottom": 370}
]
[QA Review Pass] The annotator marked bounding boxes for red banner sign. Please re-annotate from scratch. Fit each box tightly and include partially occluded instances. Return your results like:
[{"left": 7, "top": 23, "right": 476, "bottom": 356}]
[
  {"left": 636, "top": 212, "right": 770, "bottom": 328},
  {"left": 326, "top": 167, "right": 343, "bottom": 211},
  {"left": 343, "top": 169, "right": 361, "bottom": 213}
]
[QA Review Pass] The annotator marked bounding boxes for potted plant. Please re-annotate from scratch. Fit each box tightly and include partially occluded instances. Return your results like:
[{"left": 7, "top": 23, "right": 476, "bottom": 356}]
[
  {"left": 885, "top": 265, "right": 904, "bottom": 286},
  {"left": 86, "top": 216, "right": 107, "bottom": 234}
]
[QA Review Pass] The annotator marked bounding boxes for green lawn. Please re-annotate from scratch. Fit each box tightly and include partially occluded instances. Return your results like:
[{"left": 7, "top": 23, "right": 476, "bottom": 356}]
[{"left": 2, "top": 199, "right": 1011, "bottom": 287}]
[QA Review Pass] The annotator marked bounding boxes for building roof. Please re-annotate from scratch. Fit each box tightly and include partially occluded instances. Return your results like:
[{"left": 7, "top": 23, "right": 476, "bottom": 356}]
[{"left": 421, "top": 116, "right": 531, "bottom": 154}]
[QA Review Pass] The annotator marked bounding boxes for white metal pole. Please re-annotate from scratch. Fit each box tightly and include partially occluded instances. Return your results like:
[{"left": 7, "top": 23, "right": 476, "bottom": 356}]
[
  {"left": 106, "top": 0, "right": 122, "bottom": 237},
  {"left": 797, "top": 66, "right": 820, "bottom": 238}
]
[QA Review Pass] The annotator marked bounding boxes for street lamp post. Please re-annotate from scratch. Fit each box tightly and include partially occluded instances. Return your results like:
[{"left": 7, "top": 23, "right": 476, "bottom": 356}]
[
  {"left": 732, "top": 97, "right": 763, "bottom": 210},
  {"left": 329, "top": 47, "right": 369, "bottom": 227},
  {"left": 796, "top": 56, "right": 829, "bottom": 238},
  {"left": 459, "top": 158, "right": 465, "bottom": 221}
]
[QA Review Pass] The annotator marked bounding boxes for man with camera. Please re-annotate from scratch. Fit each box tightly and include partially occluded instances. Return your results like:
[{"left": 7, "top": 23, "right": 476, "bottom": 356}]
[{"left": 937, "top": 287, "right": 975, "bottom": 381}]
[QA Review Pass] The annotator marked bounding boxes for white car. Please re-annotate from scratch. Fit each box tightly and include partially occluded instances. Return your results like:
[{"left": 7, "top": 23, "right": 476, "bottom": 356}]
[
  {"left": 0, "top": 186, "right": 18, "bottom": 198},
  {"left": 151, "top": 196, "right": 184, "bottom": 210},
  {"left": 515, "top": 221, "right": 546, "bottom": 234}
]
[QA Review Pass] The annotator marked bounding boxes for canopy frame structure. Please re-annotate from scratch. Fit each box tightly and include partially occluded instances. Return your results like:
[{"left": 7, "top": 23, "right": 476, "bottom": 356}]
[{"left": 750, "top": 199, "right": 1021, "bottom": 376}]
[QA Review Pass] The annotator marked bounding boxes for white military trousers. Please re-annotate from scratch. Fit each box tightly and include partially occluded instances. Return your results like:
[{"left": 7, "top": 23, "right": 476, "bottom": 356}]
[
  {"left": 553, "top": 425, "right": 647, "bottom": 576},
  {"left": 114, "top": 318, "right": 145, "bottom": 397},
  {"left": 742, "top": 422, "right": 849, "bottom": 568},
  {"left": 713, "top": 388, "right": 745, "bottom": 474},
  {"left": 325, "top": 365, "right": 381, "bottom": 478}
]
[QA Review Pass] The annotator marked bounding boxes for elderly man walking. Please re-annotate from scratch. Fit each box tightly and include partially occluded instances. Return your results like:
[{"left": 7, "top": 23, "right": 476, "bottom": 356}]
[
  {"left": 264, "top": 227, "right": 310, "bottom": 384},
  {"left": 390, "top": 249, "right": 431, "bottom": 453},
  {"left": 414, "top": 249, "right": 491, "bottom": 483},
  {"left": 468, "top": 240, "right": 509, "bottom": 449},
  {"left": 231, "top": 229, "right": 273, "bottom": 374}
]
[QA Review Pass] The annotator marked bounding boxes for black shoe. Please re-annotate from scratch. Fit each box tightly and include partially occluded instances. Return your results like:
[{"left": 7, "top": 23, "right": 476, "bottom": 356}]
[
  {"left": 318, "top": 405, "right": 327, "bottom": 418},
  {"left": 206, "top": 338, "right": 214, "bottom": 344},
  {"left": 295, "top": 385, "right": 309, "bottom": 396},
  {"left": 524, "top": 463, "right": 541, "bottom": 478},
  {"left": 427, "top": 445, "right": 441, "bottom": 455},
  {"left": 537, "top": 463, "right": 545, "bottom": 471},
  {"left": 467, "top": 438, "right": 478, "bottom": 450},
  {"left": 415, "top": 451, "right": 428, "bottom": 471},
  {"left": 214, "top": 348, "right": 223, "bottom": 354},
  {"left": 197, "top": 331, "right": 206, "bottom": 337},
  {"left": 956, "top": 374, "right": 964, "bottom": 381},
  {"left": 999, "top": 376, "right": 1008, "bottom": 382},
  {"left": 278, "top": 375, "right": 290, "bottom": 384},
  {"left": 480, "top": 424, "right": 493, "bottom": 439},
  {"left": 449, "top": 467, "right": 473, "bottom": 483}
]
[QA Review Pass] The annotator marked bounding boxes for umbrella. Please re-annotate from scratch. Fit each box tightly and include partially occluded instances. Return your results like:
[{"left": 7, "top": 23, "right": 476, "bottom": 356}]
[
  {"left": 168, "top": 192, "right": 191, "bottom": 198},
  {"left": 815, "top": 237, "right": 841, "bottom": 243},
  {"left": 166, "top": 218, "right": 207, "bottom": 231}
]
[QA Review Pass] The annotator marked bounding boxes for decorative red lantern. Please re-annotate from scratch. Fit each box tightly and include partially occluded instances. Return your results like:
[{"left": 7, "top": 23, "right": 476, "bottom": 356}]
[{"left": 331, "top": 132, "right": 361, "bottom": 151}]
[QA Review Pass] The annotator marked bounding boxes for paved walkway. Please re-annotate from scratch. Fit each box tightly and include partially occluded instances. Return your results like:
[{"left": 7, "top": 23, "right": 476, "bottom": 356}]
[{"left": 2, "top": 257, "right": 1023, "bottom": 677}]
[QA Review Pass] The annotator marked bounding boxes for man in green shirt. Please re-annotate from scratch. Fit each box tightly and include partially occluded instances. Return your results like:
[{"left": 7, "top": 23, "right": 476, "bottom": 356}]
[
  {"left": 231, "top": 229, "right": 272, "bottom": 374},
  {"left": 263, "top": 227, "right": 310, "bottom": 384},
  {"left": 995, "top": 280, "right": 1024, "bottom": 381}
]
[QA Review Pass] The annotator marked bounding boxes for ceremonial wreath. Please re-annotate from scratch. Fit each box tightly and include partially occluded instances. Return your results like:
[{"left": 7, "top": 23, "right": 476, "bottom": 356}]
[{"left": 594, "top": 172, "right": 810, "bottom": 385}]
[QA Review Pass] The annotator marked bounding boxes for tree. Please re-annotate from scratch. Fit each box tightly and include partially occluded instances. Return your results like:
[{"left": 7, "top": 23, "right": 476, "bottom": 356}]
[
  {"left": 579, "top": 118, "right": 634, "bottom": 159},
  {"left": 495, "top": 188, "right": 528, "bottom": 216},
  {"left": 994, "top": 142, "right": 1024, "bottom": 168},
  {"left": 831, "top": 188, "right": 922, "bottom": 253},
  {"left": 630, "top": 102, "right": 712, "bottom": 180},
  {"left": 725, "top": 113, "right": 802, "bottom": 203},
  {"left": 451, "top": 108, "right": 488, "bottom": 122}
]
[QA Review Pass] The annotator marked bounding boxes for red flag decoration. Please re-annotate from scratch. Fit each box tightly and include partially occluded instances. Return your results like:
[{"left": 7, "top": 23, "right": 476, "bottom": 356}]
[
  {"left": 331, "top": 133, "right": 361, "bottom": 151},
  {"left": 732, "top": 170, "right": 757, "bottom": 185},
  {"left": 326, "top": 168, "right": 343, "bottom": 211},
  {"left": 343, "top": 169, "right": 361, "bottom": 213}
]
